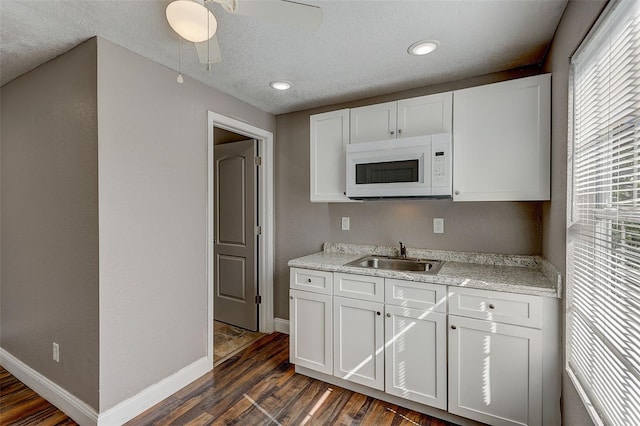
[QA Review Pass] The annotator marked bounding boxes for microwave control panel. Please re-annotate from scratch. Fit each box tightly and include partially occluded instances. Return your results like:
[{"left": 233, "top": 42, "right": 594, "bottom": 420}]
[{"left": 431, "top": 135, "right": 451, "bottom": 189}]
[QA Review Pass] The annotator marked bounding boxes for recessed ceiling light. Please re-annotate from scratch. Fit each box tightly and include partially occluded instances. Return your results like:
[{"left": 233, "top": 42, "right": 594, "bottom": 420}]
[
  {"left": 270, "top": 81, "right": 292, "bottom": 90},
  {"left": 408, "top": 40, "right": 439, "bottom": 56}
]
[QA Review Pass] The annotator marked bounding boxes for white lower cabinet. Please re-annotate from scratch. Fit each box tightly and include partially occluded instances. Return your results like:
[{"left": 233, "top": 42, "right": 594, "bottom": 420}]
[
  {"left": 333, "top": 296, "right": 385, "bottom": 390},
  {"left": 289, "top": 289, "right": 333, "bottom": 375},
  {"left": 290, "top": 268, "right": 556, "bottom": 426},
  {"left": 448, "top": 314, "right": 543, "bottom": 426},
  {"left": 384, "top": 305, "right": 447, "bottom": 410}
]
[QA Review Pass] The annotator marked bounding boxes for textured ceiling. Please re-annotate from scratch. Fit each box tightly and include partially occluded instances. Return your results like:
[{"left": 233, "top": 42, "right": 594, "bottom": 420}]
[{"left": 0, "top": 0, "right": 568, "bottom": 115}]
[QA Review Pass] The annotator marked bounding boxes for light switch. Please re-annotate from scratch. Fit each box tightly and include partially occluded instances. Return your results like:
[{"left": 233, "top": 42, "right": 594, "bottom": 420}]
[{"left": 341, "top": 217, "right": 350, "bottom": 231}]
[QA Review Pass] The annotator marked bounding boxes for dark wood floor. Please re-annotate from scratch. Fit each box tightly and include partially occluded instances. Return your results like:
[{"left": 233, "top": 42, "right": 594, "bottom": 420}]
[
  {"left": 1, "top": 333, "right": 457, "bottom": 425},
  {"left": 128, "top": 333, "right": 456, "bottom": 426},
  {"left": 0, "top": 366, "right": 76, "bottom": 425}
]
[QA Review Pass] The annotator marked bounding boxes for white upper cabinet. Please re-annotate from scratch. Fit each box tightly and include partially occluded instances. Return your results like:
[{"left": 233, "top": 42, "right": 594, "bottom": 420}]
[
  {"left": 350, "top": 101, "right": 398, "bottom": 143},
  {"left": 453, "top": 74, "right": 551, "bottom": 201},
  {"left": 350, "top": 92, "right": 453, "bottom": 144},
  {"left": 309, "top": 109, "right": 354, "bottom": 202},
  {"left": 397, "top": 92, "right": 453, "bottom": 138}
]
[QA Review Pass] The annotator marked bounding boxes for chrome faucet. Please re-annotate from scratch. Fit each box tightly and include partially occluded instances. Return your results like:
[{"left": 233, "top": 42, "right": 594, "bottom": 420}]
[{"left": 399, "top": 241, "right": 407, "bottom": 259}]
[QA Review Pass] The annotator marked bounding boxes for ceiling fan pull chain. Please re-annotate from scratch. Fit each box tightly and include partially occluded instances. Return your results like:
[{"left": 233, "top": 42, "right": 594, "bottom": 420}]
[
  {"left": 207, "top": 6, "right": 212, "bottom": 71},
  {"left": 177, "top": 36, "right": 184, "bottom": 84}
]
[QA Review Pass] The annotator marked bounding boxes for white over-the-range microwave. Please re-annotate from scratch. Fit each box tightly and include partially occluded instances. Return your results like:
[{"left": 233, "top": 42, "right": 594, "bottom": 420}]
[{"left": 345, "top": 133, "right": 452, "bottom": 199}]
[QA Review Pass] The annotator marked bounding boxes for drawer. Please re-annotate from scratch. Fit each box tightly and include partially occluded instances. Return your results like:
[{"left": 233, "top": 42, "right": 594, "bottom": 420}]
[
  {"left": 334, "top": 273, "right": 384, "bottom": 302},
  {"left": 448, "top": 287, "right": 542, "bottom": 329},
  {"left": 385, "top": 279, "right": 447, "bottom": 313},
  {"left": 290, "top": 268, "right": 333, "bottom": 295}
]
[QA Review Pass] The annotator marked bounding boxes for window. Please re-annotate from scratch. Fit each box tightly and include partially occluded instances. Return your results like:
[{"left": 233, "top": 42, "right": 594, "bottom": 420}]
[{"left": 567, "top": 1, "right": 640, "bottom": 425}]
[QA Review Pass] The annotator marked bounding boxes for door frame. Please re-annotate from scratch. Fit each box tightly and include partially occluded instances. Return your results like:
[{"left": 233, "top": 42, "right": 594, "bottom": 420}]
[{"left": 207, "top": 111, "right": 275, "bottom": 365}]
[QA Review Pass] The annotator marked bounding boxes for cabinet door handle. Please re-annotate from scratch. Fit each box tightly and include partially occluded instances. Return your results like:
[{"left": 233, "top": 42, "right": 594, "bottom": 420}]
[
  {"left": 454, "top": 190, "right": 460, "bottom": 195},
  {"left": 386, "top": 313, "right": 391, "bottom": 317},
  {"left": 290, "top": 296, "right": 293, "bottom": 300},
  {"left": 307, "top": 278, "right": 312, "bottom": 283},
  {"left": 390, "top": 130, "right": 395, "bottom": 135},
  {"left": 398, "top": 129, "right": 402, "bottom": 134},
  {"left": 376, "top": 311, "right": 381, "bottom": 316},
  {"left": 489, "top": 304, "right": 495, "bottom": 309},
  {"left": 451, "top": 325, "right": 457, "bottom": 330}
]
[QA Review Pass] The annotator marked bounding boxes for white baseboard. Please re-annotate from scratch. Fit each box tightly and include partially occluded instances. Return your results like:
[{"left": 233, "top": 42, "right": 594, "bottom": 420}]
[
  {"left": 273, "top": 318, "right": 289, "bottom": 334},
  {"left": 0, "top": 348, "right": 212, "bottom": 426},
  {"left": 0, "top": 348, "right": 99, "bottom": 426},
  {"left": 97, "top": 356, "right": 211, "bottom": 425}
]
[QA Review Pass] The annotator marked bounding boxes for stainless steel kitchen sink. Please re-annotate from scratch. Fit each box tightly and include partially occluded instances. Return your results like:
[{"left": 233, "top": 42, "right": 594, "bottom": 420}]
[{"left": 345, "top": 255, "right": 444, "bottom": 274}]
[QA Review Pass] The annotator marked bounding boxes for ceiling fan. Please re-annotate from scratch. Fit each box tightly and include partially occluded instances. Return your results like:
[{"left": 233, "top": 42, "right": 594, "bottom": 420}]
[{"left": 166, "top": 0, "right": 323, "bottom": 68}]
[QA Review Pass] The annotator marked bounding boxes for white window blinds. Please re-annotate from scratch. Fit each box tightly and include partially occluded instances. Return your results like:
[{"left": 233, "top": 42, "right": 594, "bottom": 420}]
[{"left": 567, "top": 1, "right": 640, "bottom": 425}]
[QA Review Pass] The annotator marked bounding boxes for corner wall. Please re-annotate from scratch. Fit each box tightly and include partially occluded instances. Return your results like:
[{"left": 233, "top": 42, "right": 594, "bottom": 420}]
[
  {"left": 541, "top": 1, "right": 608, "bottom": 425},
  {"left": 275, "top": 66, "right": 545, "bottom": 320},
  {"left": 0, "top": 39, "right": 99, "bottom": 409},
  {"left": 96, "top": 38, "right": 275, "bottom": 411}
]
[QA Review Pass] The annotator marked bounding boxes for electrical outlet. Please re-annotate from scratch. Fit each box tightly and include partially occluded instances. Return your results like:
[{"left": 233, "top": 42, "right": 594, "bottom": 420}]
[
  {"left": 433, "top": 218, "right": 444, "bottom": 234},
  {"left": 341, "top": 217, "right": 350, "bottom": 231},
  {"left": 52, "top": 342, "right": 60, "bottom": 363}
]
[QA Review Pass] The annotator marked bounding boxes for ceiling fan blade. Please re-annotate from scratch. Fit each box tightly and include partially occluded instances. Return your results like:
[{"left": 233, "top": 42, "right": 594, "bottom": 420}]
[
  {"left": 194, "top": 35, "right": 223, "bottom": 65},
  {"left": 236, "top": 0, "right": 322, "bottom": 31}
]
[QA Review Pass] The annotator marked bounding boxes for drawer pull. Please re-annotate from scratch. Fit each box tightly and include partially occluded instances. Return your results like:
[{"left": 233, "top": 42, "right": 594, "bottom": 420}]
[
  {"left": 307, "top": 278, "right": 312, "bottom": 283},
  {"left": 386, "top": 313, "right": 391, "bottom": 317},
  {"left": 290, "top": 296, "right": 293, "bottom": 300},
  {"left": 489, "top": 304, "right": 495, "bottom": 309},
  {"left": 451, "top": 325, "right": 457, "bottom": 330},
  {"left": 376, "top": 311, "right": 381, "bottom": 316}
]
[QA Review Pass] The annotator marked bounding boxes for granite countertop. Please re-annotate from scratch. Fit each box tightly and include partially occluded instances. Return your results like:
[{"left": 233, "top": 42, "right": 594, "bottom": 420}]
[{"left": 287, "top": 243, "right": 562, "bottom": 298}]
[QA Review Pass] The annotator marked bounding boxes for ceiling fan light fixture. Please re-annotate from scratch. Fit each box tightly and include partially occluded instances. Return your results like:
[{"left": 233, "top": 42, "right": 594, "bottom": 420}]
[
  {"left": 270, "top": 81, "right": 292, "bottom": 90},
  {"left": 408, "top": 40, "right": 439, "bottom": 56},
  {"left": 166, "top": 0, "right": 217, "bottom": 43}
]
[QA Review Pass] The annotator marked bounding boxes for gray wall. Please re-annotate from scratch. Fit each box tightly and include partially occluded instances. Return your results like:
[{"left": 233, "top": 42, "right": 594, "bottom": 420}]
[
  {"left": 541, "top": 1, "right": 607, "bottom": 425},
  {"left": 275, "top": 66, "right": 545, "bottom": 320},
  {"left": 1, "top": 39, "right": 99, "bottom": 409},
  {"left": 96, "top": 38, "right": 275, "bottom": 411}
]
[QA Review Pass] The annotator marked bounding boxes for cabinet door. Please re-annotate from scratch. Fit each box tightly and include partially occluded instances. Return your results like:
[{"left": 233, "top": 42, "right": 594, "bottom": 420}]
[
  {"left": 290, "top": 289, "right": 332, "bottom": 375},
  {"left": 333, "top": 296, "right": 384, "bottom": 390},
  {"left": 350, "top": 101, "right": 398, "bottom": 143},
  {"left": 385, "top": 306, "right": 447, "bottom": 409},
  {"left": 448, "top": 315, "right": 543, "bottom": 426},
  {"left": 453, "top": 74, "right": 550, "bottom": 201},
  {"left": 310, "top": 109, "right": 355, "bottom": 202},
  {"left": 397, "top": 92, "right": 452, "bottom": 138}
]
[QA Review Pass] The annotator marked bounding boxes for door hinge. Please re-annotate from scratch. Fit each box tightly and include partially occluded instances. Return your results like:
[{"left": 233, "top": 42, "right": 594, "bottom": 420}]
[
  {"left": 255, "top": 156, "right": 262, "bottom": 166},
  {"left": 255, "top": 295, "right": 262, "bottom": 304},
  {"left": 255, "top": 225, "right": 262, "bottom": 235}
]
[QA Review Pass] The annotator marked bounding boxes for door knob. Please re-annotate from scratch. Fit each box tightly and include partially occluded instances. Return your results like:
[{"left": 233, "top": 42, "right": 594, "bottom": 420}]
[
  {"left": 307, "top": 278, "right": 312, "bottom": 283},
  {"left": 376, "top": 311, "right": 381, "bottom": 316},
  {"left": 451, "top": 325, "right": 457, "bottom": 330},
  {"left": 390, "top": 130, "right": 395, "bottom": 135},
  {"left": 386, "top": 313, "right": 391, "bottom": 317},
  {"left": 489, "top": 304, "right": 495, "bottom": 309}
]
